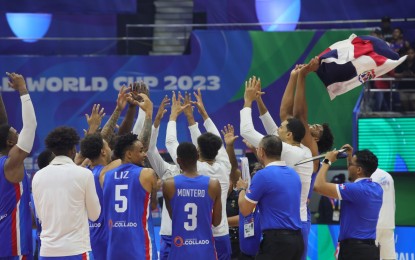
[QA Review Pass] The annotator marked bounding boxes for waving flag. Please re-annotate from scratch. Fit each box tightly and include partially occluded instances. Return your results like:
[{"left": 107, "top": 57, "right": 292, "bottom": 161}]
[{"left": 316, "top": 34, "right": 407, "bottom": 100}]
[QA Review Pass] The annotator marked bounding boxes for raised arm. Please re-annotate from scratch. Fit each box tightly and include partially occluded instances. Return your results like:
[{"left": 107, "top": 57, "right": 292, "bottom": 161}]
[
  {"left": 221, "top": 124, "right": 241, "bottom": 185},
  {"left": 294, "top": 59, "right": 320, "bottom": 171},
  {"left": 4, "top": 73, "right": 37, "bottom": 183},
  {"left": 280, "top": 65, "right": 302, "bottom": 122},
  {"left": 101, "top": 86, "right": 128, "bottom": 142},
  {"left": 255, "top": 78, "right": 279, "bottom": 135},
  {"left": 166, "top": 92, "right": 188, "bottom": 165},
  {"left": 148, "top": 96, "right": 175, "bottom": 179},
  {"left": 124, "top": 82, "right": 150, "bottom": 135},
  {"left": 84, "top": 104, "right": 105, "bottom": 135},
  {"left": 313, "top": 149, "right": 340, "bottom": 199},
  {"left": 134, "top": 94, "right": 153, "bottom": 151},
  {"left": 240, "top": 77, "right": 265, "bottom": 148}
]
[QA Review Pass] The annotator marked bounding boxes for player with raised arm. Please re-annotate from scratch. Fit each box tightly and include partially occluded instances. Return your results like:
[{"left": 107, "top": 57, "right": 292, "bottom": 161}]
[{"left": 0, "top": 72, "right": 37, "bottom": 259}]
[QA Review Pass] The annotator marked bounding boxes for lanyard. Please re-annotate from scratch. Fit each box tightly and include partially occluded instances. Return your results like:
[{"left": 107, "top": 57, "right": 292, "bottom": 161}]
[{"left": 329, "top": 198, "right": 341, "bottom": 210}]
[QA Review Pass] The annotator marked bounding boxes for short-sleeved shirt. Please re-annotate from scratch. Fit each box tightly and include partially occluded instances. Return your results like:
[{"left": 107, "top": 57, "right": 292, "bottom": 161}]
[
  {"left": 245, "top": 162, "right": 302, "bottom": 231},
  {"left": 336, "top": 178, "right": 383, "bottom": 241}
]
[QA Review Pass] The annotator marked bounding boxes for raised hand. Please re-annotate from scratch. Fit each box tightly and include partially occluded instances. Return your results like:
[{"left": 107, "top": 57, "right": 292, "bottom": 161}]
[
  {"left": 191, "top": 88, "right": 209, "bottom": 120},
  {"left": 244, "top": 76, "right": 264, "bottom": 106},
  {"left": 154, "top": 95, "right": 170, "bottom": 128},
  {"left": 135, "top": 93, "right": 153, "bottom": 116},
  {"left": 221, "top": 124, "right": 239, "bottom": 146},
  {"left": 183, "top": 92, "right": 194, "bottom": 118},
  {"left": 299, "top": 56, "right": 320, "bottom": 76},
  {"left": 6, "top": 72, "right": 28, "bottom": 95},
  {"left": 84, "top": 104, "right": 105, "bottom": 135},
  {"left": 169, "top": 91, "right": 189, "bottom": 121},
  {"left": 116, "top": 85, "right": 129, "bottom": 111},
  {"left": 137, "top": 81, "right": 150, "bottom": 97}
]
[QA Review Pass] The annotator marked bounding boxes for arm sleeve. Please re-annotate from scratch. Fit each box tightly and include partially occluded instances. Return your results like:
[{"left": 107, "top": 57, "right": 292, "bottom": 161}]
[
  {"left": 165, "top": 121, "right": 179, "bottom": 165},
  {"left": 85, "top": 171, "right": 101, "bottom": 221},
  {"left": 245, "top": 173, "right": 264, "bottom": 204},
  {"left": 132, "top": 107, "right": 145, "bottom": 135},
  {"left": 147, "top": 126, "right": 171, "bottom": 179},
  {"left": 188, "top": 122, "right": 201, "bottom": 146},
  {"left": 240, "top": 107, "right": 264, "bottom": 148},
  {"left": 16, "top": 94, "right": 37, "bottom": 153},
  {"left": 203, "top": 118, "right": 231, "bottom": 169},
  {"left": 259, "top": 111, "right": 279, "bottom": 136},
  {"left": 337, "top": 183, "right": 360, "bottom": 201}
]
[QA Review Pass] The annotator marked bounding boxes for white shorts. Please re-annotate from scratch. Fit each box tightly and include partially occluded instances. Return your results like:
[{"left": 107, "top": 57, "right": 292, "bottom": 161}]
[{"left": 376, "top": 228, "right": 396, "bottom": 260}]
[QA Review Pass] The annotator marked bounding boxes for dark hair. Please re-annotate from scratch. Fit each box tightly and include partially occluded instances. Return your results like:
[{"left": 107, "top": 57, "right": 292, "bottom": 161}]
[
  {"left": 80, "top": 133, "right": 104, "bottom": 160},
  {"left": 354, "top": 149, "right": 378, "bottom": 177},
  {"left": 45, "top": 127, "right": 80, "bottom": 156},
  {"left": 177, "top": 142, "right": 198, "bottom": 166},
  {"left": 197, "top": 132, "right": 222, "bottom": 160},
  {"left": 37, "top": 150, "right": 55, "bottom": 169},
  {"left": 317, "top": 123, "right": 334, "bottom": 153},
  {"left": 331, "top": 173, "right": 345, "bottom": 184},
  {"left": 0, "top": 124, "right": 11, "bottom": 151},
  {"left": 113, "top": 133, "right": 138, "bottom": 160},
  {"left": 259, "top": 135, "right": 282, "bottom": 159},
  {"left": 286, "top": 118, "right": 305, "bottom": 143}
]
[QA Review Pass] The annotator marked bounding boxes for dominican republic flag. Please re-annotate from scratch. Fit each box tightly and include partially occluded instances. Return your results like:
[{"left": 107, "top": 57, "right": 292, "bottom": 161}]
[{"left": 316, "top": 34, "right": 407, "bottom": 100}]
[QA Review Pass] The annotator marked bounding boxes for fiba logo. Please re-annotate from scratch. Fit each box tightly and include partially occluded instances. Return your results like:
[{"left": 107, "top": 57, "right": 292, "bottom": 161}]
[
  {"left": 174, "top": 236, "right": 184, "bottom": 247},
  {"left": 108, "top": 219, "right": 113, "bottom": 229},
  {"left": 358, "top": 69, "right": 376, "bottom": 83}
]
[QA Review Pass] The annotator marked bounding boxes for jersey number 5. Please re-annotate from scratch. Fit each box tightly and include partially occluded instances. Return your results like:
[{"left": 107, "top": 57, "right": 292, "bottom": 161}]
[{"left": 115, "top": 185, "right": 128, "bottom": 213}]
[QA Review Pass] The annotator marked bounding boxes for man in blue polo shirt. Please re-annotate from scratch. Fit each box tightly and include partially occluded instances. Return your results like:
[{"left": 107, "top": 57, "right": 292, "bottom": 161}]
[
  {"left": 238, "top": 135, "right": 303, "bottom": 259},
  {"left": 314, "top": 144, "right": 382, "bottom": 260}
]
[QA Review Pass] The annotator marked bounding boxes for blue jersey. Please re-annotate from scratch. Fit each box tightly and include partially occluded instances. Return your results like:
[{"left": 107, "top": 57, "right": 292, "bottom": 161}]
[
  {"left": 238, "top": 207, "right": 261, "bottom": 256},
  {"left": 246, "top": 163, "right": 302, "bottom": 231},
  {"left": 88, "top": 165, "right": 107, "bottom": 260},
  {"left": 0, "top": 156, "right": 32, "bottom": 257},
  {"left": 337, "top": 178, "right": 383, "bottom": 240},
  {"left": 103, "top": 163, "right": 155, "bottom": 260},
  {"left": 169, "top": 175, "right": 216, "bottom": 260}
]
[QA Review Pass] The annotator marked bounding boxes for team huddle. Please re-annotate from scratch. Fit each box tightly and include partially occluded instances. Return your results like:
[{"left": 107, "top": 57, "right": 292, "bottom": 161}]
[{"left": 0, "top": 58, "right": 393, "bottom": 260}]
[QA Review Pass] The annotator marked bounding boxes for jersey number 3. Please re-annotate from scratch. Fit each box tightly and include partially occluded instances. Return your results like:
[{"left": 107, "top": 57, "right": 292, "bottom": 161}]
[{"left": 184, "top": 203, "right": 198, "bottom": 231}]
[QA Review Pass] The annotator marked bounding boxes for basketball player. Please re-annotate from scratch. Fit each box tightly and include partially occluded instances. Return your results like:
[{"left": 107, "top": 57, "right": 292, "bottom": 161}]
[
  {"left": 100, "top": 133, "right": 158, "bottom": 260},
  {"left": 0, "top": 72, "right": 37, "bottom": 259},
  {"left": 163, "top": 142, "right": 222, "bottom": 259},
  {"left": 80, "top": 133, "right": 112, "bottom": 260}
]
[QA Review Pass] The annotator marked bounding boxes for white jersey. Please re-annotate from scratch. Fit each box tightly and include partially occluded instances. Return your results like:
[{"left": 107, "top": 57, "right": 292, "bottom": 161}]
[
  {"left": 240, "top": 108, "right": 313, "bottom": 221},
  {"left": 371, "top": 168, "right": 395, "bottom": 229}
]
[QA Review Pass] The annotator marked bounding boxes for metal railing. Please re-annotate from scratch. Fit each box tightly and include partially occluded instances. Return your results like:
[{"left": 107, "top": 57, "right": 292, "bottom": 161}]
[{"left": 362, "top": 78, "right": 415, "bottom": 113}]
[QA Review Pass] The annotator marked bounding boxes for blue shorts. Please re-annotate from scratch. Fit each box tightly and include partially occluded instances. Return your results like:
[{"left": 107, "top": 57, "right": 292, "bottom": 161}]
[
  {"left": 39, "top": 252, "right": 92, "bottom": 260},
  {"left": 159, "top": 235, "right": 172, "bottom": 260},
  {"left": 214, "top": 234, "right": 231, "bottom": 260},
  {"left": 301, "top": 221, "right": 311, "bottom": 260}
]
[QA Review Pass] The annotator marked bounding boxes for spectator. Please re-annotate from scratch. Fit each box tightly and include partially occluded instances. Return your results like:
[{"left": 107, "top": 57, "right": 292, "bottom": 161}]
[
  {"left": 395, "top": 47, "right": 415, "bottom": 110},
  {"left": 390, "top": 28, "right": 410, "bottom": 56},
  {"left": 380, "top": 16, "right": 393, "bottom": 42}
]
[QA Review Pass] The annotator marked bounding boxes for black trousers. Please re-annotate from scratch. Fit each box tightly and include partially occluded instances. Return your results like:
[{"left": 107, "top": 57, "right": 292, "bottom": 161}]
[
  {"left": 256, "top": 229, "right": 304, "bottom": 260},
  {"left": 339, "top": 239, "right": 380, "bottom": 260}
]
